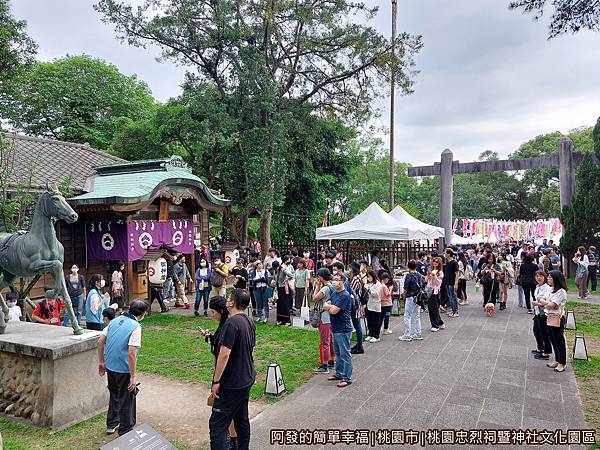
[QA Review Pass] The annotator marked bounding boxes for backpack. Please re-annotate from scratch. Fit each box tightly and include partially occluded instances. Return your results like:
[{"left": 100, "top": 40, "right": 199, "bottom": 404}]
[
  {"left": 210, "top": 267, "right": 225, "bottom": 288},
  {"left": 345, "top": 280, "right": 360, "bottom": 317},
  {"left": 406, "top": 272, "right": 428, "bottom": 306}
]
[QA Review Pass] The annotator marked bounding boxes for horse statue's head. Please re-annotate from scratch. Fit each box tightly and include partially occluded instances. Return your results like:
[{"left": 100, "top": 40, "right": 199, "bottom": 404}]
[{"left": 42, "top": 185, "right": 78, "bottom": 224}]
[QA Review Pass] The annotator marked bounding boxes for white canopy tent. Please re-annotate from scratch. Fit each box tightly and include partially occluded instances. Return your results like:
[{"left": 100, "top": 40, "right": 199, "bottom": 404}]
[
  {"left": 315, "top": 202, "right": 411, "bottom": 241},
  {"left": 388, "top": 206, "right": 445, "bottom": 241}
]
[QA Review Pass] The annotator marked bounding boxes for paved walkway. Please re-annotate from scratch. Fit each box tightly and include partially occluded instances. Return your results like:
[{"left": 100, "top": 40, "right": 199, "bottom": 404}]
[{"left": 250, "top": 284, "right": 589, "bottom": 449}]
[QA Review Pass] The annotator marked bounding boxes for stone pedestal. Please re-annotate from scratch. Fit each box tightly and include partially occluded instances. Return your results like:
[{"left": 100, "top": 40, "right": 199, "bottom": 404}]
[{"left": 0, "top": 322, "right": 109, "bottom": 430}]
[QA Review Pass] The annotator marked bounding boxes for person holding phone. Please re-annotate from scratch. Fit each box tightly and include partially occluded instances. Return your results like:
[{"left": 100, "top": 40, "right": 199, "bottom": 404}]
[
  {"left": 198, "top": 296, "right": 239, "bottom": 449},
  {"left": 85, "top": 274, "right": 111, "bottom": 331},
  {"left": 33, "top": 289, "right": 64, "bottom": 326}
]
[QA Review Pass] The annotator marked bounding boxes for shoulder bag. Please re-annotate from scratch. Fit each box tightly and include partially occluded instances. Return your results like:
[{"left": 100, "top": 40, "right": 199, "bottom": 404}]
[{"left": 547, "top": 314, "right": 560, "bottom": 327}]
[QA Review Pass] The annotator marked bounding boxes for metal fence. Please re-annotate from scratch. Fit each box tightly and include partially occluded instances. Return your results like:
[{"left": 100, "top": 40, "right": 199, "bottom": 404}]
[{"left": 272, "top": 240, "right": 440, "bottom": 267}]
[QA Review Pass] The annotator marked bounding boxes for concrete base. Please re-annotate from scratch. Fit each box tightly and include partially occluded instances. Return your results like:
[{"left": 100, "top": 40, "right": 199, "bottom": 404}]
[{"left": 0, "top": 321, "right": 108, "bottom": 430}]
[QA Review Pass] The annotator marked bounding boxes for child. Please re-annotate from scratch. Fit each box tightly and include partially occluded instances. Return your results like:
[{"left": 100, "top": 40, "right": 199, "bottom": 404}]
[{"left": 6, "top": 292, "right": 22, "bottom": 322}]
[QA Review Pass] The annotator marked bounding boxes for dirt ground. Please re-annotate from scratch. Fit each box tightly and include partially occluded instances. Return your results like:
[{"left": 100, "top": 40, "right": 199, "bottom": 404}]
[{"left": 137, "top": 373, "right": 267, "bottom": 450}]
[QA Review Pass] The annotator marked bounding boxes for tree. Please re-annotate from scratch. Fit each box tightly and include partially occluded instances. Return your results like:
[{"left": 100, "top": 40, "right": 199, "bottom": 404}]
[
  {"left": 561, "top": 117, "right": 600, "bottom": 260},
  {"left": 0, "top": 55, "right": 156, "bottom": 150},
  {"left": 0, "top": 0, "right": 37, "bottom": 231},
  {"left": 95, "top": 0, "right": 422, "bottom": 252},
  {"left": 0, "top": 0, "right": 37, "bottom": 84},
  {"left": 509, "top": 0, "right": 600, "bottom": 38}
]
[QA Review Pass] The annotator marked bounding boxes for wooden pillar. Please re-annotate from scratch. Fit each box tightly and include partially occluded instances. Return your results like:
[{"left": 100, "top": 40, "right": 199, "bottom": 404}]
[
  {"left": 440, "top": 149, "right": 454, "bottom": 250},
  {"left": 558, "top": 137, "right": 576, "bottom": 210}
]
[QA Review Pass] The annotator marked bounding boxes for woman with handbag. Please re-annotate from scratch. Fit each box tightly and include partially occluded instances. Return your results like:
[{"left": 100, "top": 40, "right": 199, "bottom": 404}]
[
  {"left": 479, "top": 254, "right": 501, "bottom": 308},
  {"left": 531, "top": 270, "right": 552, "bottom": 360},
  {"left": 537, "top": 270, "right": 568, "bottom": 373},
  {"left": 497, "top": 253, "right": 512, "bottom": 309},
  {"left": 425, "top": 257, "right": 445, "bottom": 332}
]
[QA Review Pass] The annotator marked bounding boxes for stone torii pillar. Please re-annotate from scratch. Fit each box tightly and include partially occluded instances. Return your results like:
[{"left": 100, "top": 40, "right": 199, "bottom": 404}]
[
  {"left": 413, "top": 138, "right": 589, "bottom": 248},
  {"left": 439, "top": 149, "right": 454, "bottom": 249}
]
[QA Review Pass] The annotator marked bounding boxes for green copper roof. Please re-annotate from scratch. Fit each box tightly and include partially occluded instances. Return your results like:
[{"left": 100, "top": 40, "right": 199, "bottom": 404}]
[{"left": 69, "top": 156, "right": 231, "bottom": 208}]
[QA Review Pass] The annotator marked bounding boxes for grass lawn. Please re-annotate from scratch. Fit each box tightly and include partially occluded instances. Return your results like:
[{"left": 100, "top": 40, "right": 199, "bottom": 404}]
[
  {"left": 137, "top": 312, "right": 321, "bottom": 401},
  {"left": 1, "top": 313, "right": 320, "bottom": 449},
  {"left": 0, "top": 415, "right": 194, "bottom": 450},
  {"left": 565, "top": 301, "right": 600, "bottom": 448}
]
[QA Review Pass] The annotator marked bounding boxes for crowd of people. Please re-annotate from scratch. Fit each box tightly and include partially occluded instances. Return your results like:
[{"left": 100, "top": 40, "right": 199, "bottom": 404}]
[{"left": 4, "top": 237, "right": 596, "bottom": 450}]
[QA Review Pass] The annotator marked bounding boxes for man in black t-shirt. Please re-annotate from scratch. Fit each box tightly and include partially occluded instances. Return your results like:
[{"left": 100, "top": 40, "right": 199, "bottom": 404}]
[
  {"left": 443, "top": 249, "right": 460, "bottom": 317},
  {"left": 230, "top": 258, "right": 249, "bottom": 290},
  {"left": 209, "top": 289, "right": 256, "bottom": 450}
]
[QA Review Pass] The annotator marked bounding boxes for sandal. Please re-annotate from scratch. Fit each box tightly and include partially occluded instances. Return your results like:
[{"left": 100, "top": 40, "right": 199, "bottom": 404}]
[
  {"left": 554, "top": 366, "right": 566, "bottom": 373},
  {"left": 546, "top": 362, "right": 559, "bottom": 369},
  {"left": 327, "top": 376, "right": 342, "bottom": 381},
  {"left": 337, "top": 381, "right": 351, "bottom": 388}
]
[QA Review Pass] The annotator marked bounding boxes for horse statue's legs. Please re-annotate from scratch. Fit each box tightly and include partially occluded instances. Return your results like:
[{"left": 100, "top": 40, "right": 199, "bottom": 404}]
[
  {"left": 0, "top": 291, "right": 8, "bottom": 333},
  {"left": 28, "top": 259, "right": 83, "bottom": 335},
  {"left": 52, "top": 263, "right": 83, "bottom": 335},
  {"left": 0, "top": 276, "right": 10, "bottom": 333}
]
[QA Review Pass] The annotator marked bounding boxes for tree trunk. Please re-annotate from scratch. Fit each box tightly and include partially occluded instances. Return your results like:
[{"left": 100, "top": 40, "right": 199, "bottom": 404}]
[
  {"left": 258, "top": 208, "right": 272, "bottom": 259},
  {"left": 240, "top": 208, "right": 249, "bottom": 247}
]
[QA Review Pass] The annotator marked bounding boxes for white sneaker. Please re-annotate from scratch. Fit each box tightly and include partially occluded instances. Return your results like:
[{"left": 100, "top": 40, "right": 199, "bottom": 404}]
[
  {"left": 431, "top": 327, "right": 439, "bottom": 332},
  {"left": 439, "top": 324, "right": 446, "bottom": 329},
  {"left": 399, "top": 335, "right": 412, "bottom": 342},
  {"left": 383, "top": 329, "right": 393, "bottom": 335},
  {"left": 370, "top": 337, "right": 380, "bottom": 343},
  {"left": 364, "top": 336, "right": 372, "bottom": 342},
  {"left": 412, "top": 334, "right": 423, "bottom": 340},
  {"left": 262, "top": 318, "right": 268, "bottom": 323}
]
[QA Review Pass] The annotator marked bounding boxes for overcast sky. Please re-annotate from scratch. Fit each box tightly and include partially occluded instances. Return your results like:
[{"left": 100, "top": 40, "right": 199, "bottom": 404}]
[{"left": 12, "top": 0, "right": 600, "bottom": 166}]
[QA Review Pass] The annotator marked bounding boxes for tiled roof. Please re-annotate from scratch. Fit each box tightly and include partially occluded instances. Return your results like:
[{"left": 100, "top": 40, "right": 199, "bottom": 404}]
[
  {"left": 1, "top": 133, "right": 126, "bottom": 192},
  {"left": 70, "top": 156, "right": 232, "bottom": 208}
]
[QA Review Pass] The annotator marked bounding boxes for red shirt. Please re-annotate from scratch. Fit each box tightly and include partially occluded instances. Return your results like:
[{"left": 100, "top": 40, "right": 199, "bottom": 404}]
[{"left": 33, "top": 299, "right": 63, "bottom": 326}]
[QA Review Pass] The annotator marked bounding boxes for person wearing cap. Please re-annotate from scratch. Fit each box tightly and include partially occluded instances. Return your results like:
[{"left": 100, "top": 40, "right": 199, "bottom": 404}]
[
  {"left": 33, "top": 289, "right": 64, "bottom": 326},
  {"left": 63, "top": 264, "right": 86, "bottom": 326},
  {"left": 312, "top": 268, "right": 336, "bottom": 373},
  {"left": 231, "top": 258, "right": 249, "bottom": 291}
]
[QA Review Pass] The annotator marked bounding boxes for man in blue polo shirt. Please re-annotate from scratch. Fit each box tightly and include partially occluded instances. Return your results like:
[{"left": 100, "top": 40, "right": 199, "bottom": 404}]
[
  {"left": 323, "top": 273, "right": 353, "bottom": 388},
  {"left": 97, "top": 300, "right": 148, "bottom": 436}
]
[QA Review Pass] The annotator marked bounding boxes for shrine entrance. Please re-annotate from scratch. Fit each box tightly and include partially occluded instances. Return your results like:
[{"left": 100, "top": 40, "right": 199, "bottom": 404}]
[{"left": 408, "top": 137, "right": 598, "bottom": 246}]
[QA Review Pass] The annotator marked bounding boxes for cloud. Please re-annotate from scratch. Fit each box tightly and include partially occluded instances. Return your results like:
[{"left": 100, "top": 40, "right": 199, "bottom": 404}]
[{"left": 12, "top": 0, "right": 600, "bottom": 166}]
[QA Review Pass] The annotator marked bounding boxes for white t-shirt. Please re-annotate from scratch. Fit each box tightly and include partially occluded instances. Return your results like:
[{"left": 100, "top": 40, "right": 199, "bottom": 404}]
[
  {"left": 545, "top": 288, "right": 567, "bottom": 317},
  {"left": 102, "top": 322, "right": 142, "bottom": 347},
  {"left": 8, "top": 305, "right": 22, "bottom": 321},
  {"left": 534, "top": 283, "right": 552, "bottom": 315},
  {"left": 366, "top": 282, "right": 382, "bottom": 313}
]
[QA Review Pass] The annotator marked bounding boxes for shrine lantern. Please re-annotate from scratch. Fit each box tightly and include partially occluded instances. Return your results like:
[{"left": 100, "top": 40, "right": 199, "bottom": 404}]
[{"left": 148, "top": 257, "right": 168, "bottom": 285}]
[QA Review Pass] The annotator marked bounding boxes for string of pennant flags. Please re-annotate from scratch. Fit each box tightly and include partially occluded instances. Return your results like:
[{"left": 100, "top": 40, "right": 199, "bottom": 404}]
[{"left": 453, "top": 218, "right": 563, "bottom": 243}]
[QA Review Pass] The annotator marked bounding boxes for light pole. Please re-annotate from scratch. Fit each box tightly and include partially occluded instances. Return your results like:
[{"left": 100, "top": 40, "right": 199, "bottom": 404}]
[{"left": 389, "top": 0, "right": 397, "bottom": 211}]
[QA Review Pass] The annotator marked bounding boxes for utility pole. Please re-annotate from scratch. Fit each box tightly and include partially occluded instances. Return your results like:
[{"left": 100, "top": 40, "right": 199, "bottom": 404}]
[{"left": 389, "top": 0, "right": 397, "bottom": 210}]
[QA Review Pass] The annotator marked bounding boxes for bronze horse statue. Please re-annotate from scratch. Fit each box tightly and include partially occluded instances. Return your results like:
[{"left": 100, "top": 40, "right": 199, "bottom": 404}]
[{"left": 0, "top": 187, "right": 83, "bottom": 334}]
